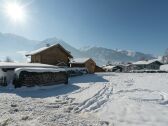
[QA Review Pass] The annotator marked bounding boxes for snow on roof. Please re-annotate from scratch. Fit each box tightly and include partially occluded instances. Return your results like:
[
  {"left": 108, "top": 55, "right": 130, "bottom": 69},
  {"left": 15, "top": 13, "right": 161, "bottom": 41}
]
[
  {"left": 15, "top": 67, "right": 66, "bottom": 77},
  {"left": 70, "top": 58, "right": 91, "bottom": 64},
  {"left": 160, "top": 64, "right": 168, "bottom": 71},
  {"left": 133, "top": 59, "right": 162, "bottom": 65},
  {"left": 26, "top": 44, "right": 73, "bottom": 58},
  {"left": 26, "top": 46, "right": 49, "bottom": 56},
  {"left": 0, "top": 62, "right": 59, "bottom": 69},
  {"left": 102, "top": 65, "right": 116, "bottom": 70}
]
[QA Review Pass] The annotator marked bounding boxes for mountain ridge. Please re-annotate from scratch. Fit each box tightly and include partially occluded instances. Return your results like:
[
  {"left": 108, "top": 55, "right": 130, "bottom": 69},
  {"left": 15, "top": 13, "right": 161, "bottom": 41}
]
[{"left": 0, "top": 32, "right": 156, "bottom": 65}]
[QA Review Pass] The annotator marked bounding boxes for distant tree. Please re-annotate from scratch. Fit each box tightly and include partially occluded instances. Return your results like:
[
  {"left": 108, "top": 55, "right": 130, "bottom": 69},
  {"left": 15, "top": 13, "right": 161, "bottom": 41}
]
[{"left": 4, "top": 56, "right": 13, "bottom": 62}]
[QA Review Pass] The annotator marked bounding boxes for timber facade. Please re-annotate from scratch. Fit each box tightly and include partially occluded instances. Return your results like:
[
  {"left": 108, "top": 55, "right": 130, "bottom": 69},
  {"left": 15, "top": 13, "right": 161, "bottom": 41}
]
[
  {"left": 26, "top": 44, "right": 73, "bottom": 66},
  {"left": 70, "top": 58, "right": 96, "bottom": 73}
]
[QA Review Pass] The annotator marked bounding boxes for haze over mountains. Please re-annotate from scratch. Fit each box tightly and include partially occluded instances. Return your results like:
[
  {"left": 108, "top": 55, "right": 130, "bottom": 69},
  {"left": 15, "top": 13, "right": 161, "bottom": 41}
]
[{"left": 0, "top": 32, "right": 155, "bottom": 65}]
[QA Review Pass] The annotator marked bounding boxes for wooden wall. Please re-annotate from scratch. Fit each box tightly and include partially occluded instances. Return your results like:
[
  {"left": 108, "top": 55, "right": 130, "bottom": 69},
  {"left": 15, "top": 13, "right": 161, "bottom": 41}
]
[
  {"left": 85, "top": 59, "right": 96, "bottom": 73},
  {"left": 31, "top": 46, "right": 70, "bottom": 66},
  {"left": 13, "top": 71, "right": 68, "bottom": 88},
  {"left": 70, "top": 64, "right": 85, "bottom": 67},
  {"left": 71, "top": 59, "right": 96, "bottom": 73}
]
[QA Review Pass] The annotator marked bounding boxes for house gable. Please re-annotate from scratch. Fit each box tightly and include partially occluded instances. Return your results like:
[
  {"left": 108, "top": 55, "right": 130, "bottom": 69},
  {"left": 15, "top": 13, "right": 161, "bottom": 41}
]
[{"left": 27, "top": 44, "right": 73, "bottom": 66}]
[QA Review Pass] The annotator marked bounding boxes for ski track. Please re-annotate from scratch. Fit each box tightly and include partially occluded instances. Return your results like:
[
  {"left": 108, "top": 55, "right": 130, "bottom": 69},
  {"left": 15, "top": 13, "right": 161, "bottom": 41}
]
[
  {"left": 159, "top": 91, "right": 168, "bottom": 105},
  {"left": 74, "top": 83, "right": 113, "bottom": 113}
]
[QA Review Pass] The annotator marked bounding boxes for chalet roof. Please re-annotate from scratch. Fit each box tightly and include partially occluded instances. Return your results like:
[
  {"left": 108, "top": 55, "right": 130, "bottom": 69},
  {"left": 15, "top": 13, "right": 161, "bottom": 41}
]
[
  {"left": 25, "top": 44, "right": 73, "bottom": 58},
  {"left": 133, "top": 59, "right": 162, "bottom": 65},
  {"left": 70, "top": 58, "right": 92, "bottom": 64}
]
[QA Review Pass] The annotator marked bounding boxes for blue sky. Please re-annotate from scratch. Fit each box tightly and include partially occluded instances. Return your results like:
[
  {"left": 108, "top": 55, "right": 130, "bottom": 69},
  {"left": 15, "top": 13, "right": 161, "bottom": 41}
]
[{"left": 0, "top": 0, "right": 168, "bottom": 55}]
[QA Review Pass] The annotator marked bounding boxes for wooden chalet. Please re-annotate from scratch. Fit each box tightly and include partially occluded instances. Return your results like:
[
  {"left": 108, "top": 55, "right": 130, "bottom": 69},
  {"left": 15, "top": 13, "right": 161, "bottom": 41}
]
[
  {"left": 26, "top": 44, "right": 73, "bottom": 66},
  {"left": 70, "top": 58, "right": 96, "bottom": 73}
]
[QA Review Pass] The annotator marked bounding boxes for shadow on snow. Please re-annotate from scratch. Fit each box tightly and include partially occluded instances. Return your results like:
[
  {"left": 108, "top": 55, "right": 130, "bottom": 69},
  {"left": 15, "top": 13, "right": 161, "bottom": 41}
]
[
  {"left": 0, "top": 74, "right": 109, "bottom": 98},
  {"left": 69, "top": 74, "right": 109, "bottom": 83}
]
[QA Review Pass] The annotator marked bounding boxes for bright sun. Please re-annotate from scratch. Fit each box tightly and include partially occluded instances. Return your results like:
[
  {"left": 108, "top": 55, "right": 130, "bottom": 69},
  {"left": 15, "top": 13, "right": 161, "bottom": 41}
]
[{"left": 4, "top": 2, "right": 26, "bottom": 23}]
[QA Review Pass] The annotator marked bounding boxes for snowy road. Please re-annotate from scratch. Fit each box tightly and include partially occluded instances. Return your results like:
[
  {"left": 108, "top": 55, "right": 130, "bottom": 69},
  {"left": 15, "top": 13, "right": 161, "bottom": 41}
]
[{"left": 0, "top": 73, "right": 168, "bottom": 126}]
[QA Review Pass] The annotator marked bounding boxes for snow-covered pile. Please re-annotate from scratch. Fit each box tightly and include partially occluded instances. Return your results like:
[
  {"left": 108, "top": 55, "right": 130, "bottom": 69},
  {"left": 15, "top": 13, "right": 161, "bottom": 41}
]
[
  {"left": 15, "top": 67, "right": 65, "bottom": 77},
  {"left": 0, "top": 62, "right": 59, "bottom": 69},
  {"left": 0, "top": 63, "right": 67, "bottom": 87}
]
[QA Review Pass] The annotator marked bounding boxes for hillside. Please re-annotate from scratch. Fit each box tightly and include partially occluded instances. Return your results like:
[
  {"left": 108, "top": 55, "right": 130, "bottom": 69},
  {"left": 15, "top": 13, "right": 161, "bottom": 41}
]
[{"left": 0, "top": 33, "right": 39, "bottom": 61}]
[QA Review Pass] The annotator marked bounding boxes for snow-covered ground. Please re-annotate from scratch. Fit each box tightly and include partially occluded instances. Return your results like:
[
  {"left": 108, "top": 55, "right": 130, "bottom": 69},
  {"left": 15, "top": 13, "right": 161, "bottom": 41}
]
[{"left": 0, "top": 73, "right": 168, "bottom": 126}]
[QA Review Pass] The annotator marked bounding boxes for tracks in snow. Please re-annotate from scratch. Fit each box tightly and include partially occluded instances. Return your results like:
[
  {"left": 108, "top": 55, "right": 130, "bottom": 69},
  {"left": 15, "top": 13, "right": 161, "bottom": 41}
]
[
  {"left": 113, "top": 88, "right": 168, "bottom": 105},
  {"left": 74, "top": 84, "right": 113, "bottom": 113}
]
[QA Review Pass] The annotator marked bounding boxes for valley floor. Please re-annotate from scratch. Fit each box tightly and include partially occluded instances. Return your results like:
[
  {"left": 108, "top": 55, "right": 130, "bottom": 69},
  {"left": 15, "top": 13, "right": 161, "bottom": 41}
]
[{"left": 0, "top": 73, "right": 168, "bottom": 126}]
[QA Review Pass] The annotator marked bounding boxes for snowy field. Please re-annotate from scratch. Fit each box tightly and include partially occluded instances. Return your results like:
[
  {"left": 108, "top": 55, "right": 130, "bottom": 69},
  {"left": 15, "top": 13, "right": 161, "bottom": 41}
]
[{"left": 0, "top": 73, "right": 168, "bottom": 126}]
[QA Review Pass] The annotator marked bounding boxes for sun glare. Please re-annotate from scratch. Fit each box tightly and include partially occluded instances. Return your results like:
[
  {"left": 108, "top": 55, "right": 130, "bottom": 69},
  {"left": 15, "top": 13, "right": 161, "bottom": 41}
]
[{"left": 4, "top": 2, "right": 26, "bottom": 23}]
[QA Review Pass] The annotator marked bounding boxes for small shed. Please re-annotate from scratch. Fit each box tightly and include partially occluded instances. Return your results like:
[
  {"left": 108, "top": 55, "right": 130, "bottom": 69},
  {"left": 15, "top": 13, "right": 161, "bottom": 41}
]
[
  {"left": 26, "top": 44, "right": 73, "bottom": 66},
  {"left": 70, "top": 58, "right": 96, "bottom": 73},
  {"left": 132, "top": 59, "right": 163, "bottom": 70}
]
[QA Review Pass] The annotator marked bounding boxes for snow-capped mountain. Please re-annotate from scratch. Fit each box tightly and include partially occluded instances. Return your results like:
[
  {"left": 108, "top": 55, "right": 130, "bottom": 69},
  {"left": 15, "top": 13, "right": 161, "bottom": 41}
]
[
  {"left": 0, "top": 32, "right": 39, "bottom": 61},
  {"left": 34, "top": 37, "right": 87, "bottom": 58},
  {"left": 80, "top": 46, "right": 94, "bottom": 51},
  {"left": 36, "top": 38, "right": 155, "bottom": 65},
  {"left": 0, "top": 32, "right": 155, "bottom": 65},
  {"left": 118, "top": 50, "right": 136, "bottom": 57},
  {"left": 80, "top": 47, "right": 155, "bottom": 65}
]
